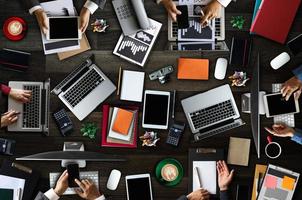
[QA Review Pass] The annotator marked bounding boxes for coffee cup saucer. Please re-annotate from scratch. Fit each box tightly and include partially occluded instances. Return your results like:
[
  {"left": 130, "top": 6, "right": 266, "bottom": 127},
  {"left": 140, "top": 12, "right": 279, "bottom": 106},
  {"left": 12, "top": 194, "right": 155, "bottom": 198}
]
[{"left": 155, "top": 158, "right": 183, "bottom": 187}]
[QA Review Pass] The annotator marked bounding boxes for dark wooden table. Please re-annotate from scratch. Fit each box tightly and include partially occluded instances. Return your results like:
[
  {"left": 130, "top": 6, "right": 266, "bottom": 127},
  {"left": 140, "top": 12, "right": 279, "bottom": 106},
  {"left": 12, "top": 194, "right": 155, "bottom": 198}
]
[{"left": 1, "top": 0, "right": 302, "bottom": 199}]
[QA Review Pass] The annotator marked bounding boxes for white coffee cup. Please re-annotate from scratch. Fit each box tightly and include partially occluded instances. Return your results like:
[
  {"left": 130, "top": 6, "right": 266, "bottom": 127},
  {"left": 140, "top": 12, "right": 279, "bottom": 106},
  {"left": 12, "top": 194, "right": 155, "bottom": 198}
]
[{"left": 265, "top": 140, "right": 282, "bottom": 159}]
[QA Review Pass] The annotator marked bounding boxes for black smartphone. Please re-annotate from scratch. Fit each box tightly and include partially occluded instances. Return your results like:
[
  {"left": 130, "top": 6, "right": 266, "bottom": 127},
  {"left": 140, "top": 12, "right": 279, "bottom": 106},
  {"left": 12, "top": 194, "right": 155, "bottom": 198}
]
[
  {"left": 229, "top": 37, "right": 251, "bottom": 67},
  {"left": 176, "top": 5, "right": 189, "bottom": 29},
  {"left": 67, "top": 164, "right": 79, "bottom": 187},
  {"left": 287, "top": 34, "right": 302, "bottom": 55},
  {"left": 236, "top": 184, "right": 250, "bottom": 200}
]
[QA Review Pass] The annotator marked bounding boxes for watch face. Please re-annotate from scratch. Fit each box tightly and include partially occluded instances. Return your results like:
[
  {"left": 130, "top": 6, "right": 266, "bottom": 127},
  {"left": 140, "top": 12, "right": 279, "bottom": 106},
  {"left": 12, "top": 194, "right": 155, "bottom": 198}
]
[{"left": 3, "top": 17, "right": 27, "bottom": 41}]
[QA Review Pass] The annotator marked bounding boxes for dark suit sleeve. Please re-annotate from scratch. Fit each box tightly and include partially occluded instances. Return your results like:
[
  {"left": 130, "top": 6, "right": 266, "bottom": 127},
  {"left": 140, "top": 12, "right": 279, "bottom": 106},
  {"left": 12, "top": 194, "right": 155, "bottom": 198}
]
[
  {"left": 23, "top": 0, "right": 40, "bottom": 10},
  {"left": 90, "top": 0, "right": 106, "bottom": 10},
  {"left": 220, "top": 190, "right": 229, "bottom": 200},
  {"left": 176, "top": 195, "right": 188, "bottom": 200},
  {"left": 34, "top": 192, "right": 50, "bottom": 200}
]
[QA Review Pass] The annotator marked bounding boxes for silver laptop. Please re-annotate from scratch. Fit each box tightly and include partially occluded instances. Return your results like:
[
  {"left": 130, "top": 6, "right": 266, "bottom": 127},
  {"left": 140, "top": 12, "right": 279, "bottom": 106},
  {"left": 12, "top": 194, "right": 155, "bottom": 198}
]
[
  {"left": 51, "top": 57, "right": 116, "bottom": 121},
  {"left": 181, "top": 84, "right": 245, "bottom": 141},
  {"left": 8, "top": 79, "right": 50, "bottom": 135},
  {"left": 168, "top": 1, "right": 225, "bottom": 41}
]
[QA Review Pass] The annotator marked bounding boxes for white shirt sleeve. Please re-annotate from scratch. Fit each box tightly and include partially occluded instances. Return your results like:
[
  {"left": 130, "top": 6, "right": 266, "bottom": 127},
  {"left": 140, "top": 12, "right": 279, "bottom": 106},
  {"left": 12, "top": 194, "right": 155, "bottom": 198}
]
[
  {"left": 95, "top": 195, "right": 106, "bottom": 200},
  {"left": 84, "top": 0, "right": 99, "bottom": 14},
  {"left": 29, "top": 5, "right": 42, "bottom": 15},
  {"left": 216, "top": 0, "right": 232, "bottom": 7},
  {"left": 44, "top": 189, "right": 60, "bottom": 200}
]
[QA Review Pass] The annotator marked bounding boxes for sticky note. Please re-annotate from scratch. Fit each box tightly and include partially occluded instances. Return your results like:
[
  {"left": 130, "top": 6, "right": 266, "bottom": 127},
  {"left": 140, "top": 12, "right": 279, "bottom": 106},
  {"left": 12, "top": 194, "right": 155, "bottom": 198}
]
[
  {"left": 282, "top": 176, "right": 295, "bottom": 191},
  {"left": 265, "top": 175, "right": 277, "bottom": 189}
]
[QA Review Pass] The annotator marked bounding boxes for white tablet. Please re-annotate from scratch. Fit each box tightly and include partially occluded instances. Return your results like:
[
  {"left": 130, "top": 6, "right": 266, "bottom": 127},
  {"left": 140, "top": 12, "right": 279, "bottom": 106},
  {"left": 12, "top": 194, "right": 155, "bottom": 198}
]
[
  {"left": 46, "top": 16, "right": 81, "bottom": 40},
  {"left": 142, "top": 90, "right": 170, "bottom": 129},
  {"left": 125, "top": 174, "right": 153, "bottom": 200},
  {"left": 263, "top": 93, "right": 300, "bottom": 118}
]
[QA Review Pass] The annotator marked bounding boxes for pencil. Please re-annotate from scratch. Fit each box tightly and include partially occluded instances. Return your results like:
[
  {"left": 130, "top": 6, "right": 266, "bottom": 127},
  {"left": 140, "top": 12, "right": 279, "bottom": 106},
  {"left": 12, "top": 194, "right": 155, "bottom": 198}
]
[
  {"left": 117, "top": 66, "right": 122, "bottom": 96},
  {"left": 195, "top": 167, "right": 203, "bottom": 188}
]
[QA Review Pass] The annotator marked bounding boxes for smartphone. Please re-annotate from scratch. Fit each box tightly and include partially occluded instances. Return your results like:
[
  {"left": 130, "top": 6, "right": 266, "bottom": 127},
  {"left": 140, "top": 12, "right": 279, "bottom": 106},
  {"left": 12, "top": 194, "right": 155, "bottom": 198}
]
[
  {"left": 176, "top": 5, "right": 189, "bottom": 29},
  {"left": 287, "top": 34, "right": 302, "bottom": 55},
  {"left": 236, "top": 184, "right": 250, "bottom": 200},
  {"left": 67, "top": 163, "right": 79, "bottom": 187}
]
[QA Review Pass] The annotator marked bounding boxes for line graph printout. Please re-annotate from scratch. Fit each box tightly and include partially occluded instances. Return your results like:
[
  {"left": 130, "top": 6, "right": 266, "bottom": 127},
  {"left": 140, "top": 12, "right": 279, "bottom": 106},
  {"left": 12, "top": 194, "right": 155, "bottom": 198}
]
[{"left": 113, "top": 18, "right": 162, "bottom": 67}]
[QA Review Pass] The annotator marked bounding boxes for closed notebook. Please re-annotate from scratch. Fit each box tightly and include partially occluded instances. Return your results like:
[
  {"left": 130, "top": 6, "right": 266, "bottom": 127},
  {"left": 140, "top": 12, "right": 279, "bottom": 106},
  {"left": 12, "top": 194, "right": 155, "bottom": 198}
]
[
  {"left": 227, "top": 137, "right": 251, "bottom": 166},
  {"left": 112, "top": 108, "right": 134, "bottom": 135},
  {"left": 250, "top": 0, "right": 301, "bottom": 44},
  {"left": 0, "top": 188, "right": 13, "bottom": 200},
  {"left": 177, "top": 58, "right": 209, "bottom": 80}
]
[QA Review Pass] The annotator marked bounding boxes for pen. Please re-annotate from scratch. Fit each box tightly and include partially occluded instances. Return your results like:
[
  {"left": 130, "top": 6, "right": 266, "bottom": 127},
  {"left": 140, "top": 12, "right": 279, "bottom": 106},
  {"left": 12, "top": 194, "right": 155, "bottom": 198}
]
[
  {"left": 172, "top": 90, "right": 176, "bottom": 119},
  {"left": 117, "top": 66, "right": 122, "bottom": 96},
  {"left": 195, "top": 167, "right": 203, "bottom": 188}
]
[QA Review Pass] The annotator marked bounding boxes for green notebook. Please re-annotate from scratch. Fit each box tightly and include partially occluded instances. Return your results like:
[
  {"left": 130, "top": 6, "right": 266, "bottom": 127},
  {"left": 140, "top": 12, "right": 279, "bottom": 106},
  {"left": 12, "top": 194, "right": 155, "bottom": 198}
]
[{"left": 0, "top": 188, "right": 14, "bottom": 200}]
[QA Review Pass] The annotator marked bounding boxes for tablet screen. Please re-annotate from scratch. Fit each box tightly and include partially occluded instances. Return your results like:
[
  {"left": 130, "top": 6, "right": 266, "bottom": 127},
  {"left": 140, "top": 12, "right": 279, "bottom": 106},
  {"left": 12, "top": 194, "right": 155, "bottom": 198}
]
[
  {"left": 127, "top": 177, "right": 152, "bottom": 200},
  {"left": 49, "top": 17, "right": 78, "bottom": 39},
  {"left": 267, "top": 94, "right": 297, "bottom": 116},
  {"left": 144, "top": 94, "right": 169, "bottom": 125}
]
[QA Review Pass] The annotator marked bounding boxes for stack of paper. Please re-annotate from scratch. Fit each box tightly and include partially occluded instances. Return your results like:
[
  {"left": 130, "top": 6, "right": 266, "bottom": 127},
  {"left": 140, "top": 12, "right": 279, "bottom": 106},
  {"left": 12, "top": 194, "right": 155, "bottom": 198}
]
[{"left": 0, "top": 175, "right": 25, "bottom": 200}]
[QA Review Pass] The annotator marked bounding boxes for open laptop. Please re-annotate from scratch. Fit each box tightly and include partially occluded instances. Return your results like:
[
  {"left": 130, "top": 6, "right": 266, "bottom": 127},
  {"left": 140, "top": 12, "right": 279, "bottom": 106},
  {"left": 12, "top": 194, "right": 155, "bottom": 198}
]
[
  {"left": 168, "top": 1, "right": 225, "bottom": 41},
  {"left": 181, "top": 84, "right": 245, "bottom": 141},
  {"left": 8, "top": 79, "right": 50, "bottom": 135},
  {"left": 51, "top": 56, "right": 116, "bottom": 121}
]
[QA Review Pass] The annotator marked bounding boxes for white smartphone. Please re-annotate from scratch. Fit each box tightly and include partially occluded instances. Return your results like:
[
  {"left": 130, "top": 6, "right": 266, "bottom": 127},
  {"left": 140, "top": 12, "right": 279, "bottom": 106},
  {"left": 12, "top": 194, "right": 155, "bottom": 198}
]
[
  {"left": 125, "top": 174, "right": 153, "bottom": 200},
  {"left": 263, "top": 93, "right": 300, "bottom": 118},
  {"left": 142, "top": 90, "right": 170, "bottom": 129},
  {"left": 46, "top": 16, "right": 81, "bottom": 40}
]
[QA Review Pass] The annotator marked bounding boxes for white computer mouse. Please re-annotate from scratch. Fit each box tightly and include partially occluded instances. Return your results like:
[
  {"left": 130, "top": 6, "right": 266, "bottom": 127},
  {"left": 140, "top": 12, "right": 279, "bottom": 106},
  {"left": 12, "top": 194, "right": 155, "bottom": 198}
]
[
  {"left": 270, "top": 52, "right": 290, "bottom": 70},
  {"left": 214, "top": 58, "right": 228, "bottom": 80},
  {"left": 106, "top": 169, "right": 121, "bottom": 191}
]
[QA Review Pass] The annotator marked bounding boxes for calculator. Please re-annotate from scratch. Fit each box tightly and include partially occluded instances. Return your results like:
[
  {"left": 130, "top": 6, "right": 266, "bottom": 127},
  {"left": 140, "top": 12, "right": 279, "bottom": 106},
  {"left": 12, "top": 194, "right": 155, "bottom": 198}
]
[
  {"left": 53, "top": 108, "right": 73, "bottom": 136},
  {"left": 166, "top": 122, "right": 185, "bottom": 146}
]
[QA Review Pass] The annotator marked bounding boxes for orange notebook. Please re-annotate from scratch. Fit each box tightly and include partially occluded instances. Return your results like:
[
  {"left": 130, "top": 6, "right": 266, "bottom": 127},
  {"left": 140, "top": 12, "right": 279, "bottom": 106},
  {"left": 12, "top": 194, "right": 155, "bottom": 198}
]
[
  {"left": 177, "top": 58, "right": 209, "bottom": 80},
  {"left": 112, "top": 108, "right": 134, "bottom": 135}
]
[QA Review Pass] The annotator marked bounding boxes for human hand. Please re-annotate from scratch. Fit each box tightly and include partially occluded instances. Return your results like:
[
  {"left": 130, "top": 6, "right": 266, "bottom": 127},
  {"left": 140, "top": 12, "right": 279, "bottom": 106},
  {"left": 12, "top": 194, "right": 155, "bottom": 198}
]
[
  {"left": 187, "top": 188, "right": 210, "bottom": 200},
  {"left": 217, "top": 160, "right": 234, "bottom": 191},
  {"left": 9, "top": 88, "right": 31, "bottom": 103},
  {"left": 75, "top": 179, "right": 102, "bottom": 200},
  {"left": 80, "top": 7, "right": 91, "bottom": 33},
  {"left": 54, "top": 170, "right": 69, "bottom": 196},
  {"left": 161, "top": 0, "right": 181, "bottom": 22},
  {"left": 281, "top": 76, "right": 302, "bottom": 101},
  {"left": 200, "top": 0, "right": 222, "bottom": 27},
  {"left": 265, "top": 124, "right": 295, "bottom": 138},
  {"left": 34, "top": 8, "right": 48, "bottom": 35},
  {"left": 1, "top": 110, "right": 19, "bottom": 128}
]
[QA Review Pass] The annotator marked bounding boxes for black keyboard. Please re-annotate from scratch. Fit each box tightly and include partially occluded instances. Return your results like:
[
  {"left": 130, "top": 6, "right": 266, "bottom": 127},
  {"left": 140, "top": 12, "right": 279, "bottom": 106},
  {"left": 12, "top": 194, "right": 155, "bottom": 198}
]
[
  {"left": 189, "top": 100, "right": 235, "bottom": 130},
  {"left": 63, "top": 69, "right": 104, "bottom": 107},
  {"left": 23, "top": 85, "right": 40, "bottom": 128}
]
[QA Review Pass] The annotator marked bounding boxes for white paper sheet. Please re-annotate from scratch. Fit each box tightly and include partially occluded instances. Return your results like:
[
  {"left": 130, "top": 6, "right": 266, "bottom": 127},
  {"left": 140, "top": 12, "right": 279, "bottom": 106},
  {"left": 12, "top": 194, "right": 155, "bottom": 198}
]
[
  {"left": 0, "top": 175, "right": 25, "bottom": 200},
  {"left": 120, "top": 70, "right": 145, "bottom": 102},
  {"left": 192, "top": 161, "right": 216, "bottom": 194}
]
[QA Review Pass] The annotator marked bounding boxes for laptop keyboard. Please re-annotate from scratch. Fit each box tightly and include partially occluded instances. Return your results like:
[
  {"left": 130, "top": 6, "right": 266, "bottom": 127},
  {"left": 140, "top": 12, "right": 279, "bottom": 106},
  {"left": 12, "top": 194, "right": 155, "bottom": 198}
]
[
  {"left": 23, "top": 85, "right": 40, "bottom": 128},
  {"left": 190, "top": 100, "right": 235, "bottom": 130},
  {"left": 63, "top": 69, "right": 104, "bottom": 107}
]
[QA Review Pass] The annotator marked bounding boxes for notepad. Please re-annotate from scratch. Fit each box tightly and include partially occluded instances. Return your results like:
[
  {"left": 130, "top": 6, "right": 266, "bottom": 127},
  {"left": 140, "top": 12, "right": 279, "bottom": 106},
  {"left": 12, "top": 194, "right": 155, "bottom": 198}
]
[
  {"left": 112, "top": 108, "right": 134, "bottom": 135},
  {"left": 120, "top": 70, "right": 145, "bottom": 102},
  {"left": 192, "top": 161, "right": 216, "bottom": 194},
  {"left": 227, "top": 137, "right": 251, "bottom": 166},
  {"left": 177, "top": 58, "right": 209, "bottom": 80},
  {"left": 0, "top": 175, "right": 25, "bottom": 200}
]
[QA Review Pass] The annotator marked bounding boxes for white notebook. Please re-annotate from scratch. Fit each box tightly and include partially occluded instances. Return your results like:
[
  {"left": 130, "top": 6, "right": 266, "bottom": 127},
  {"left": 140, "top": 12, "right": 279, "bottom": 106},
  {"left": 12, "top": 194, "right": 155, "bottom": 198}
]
[
  {"left": 120, "top": 70, "right": 145, "bottom": 102},
  {"left": 192, "top": 161, "right": 217, "bottom": 194}
]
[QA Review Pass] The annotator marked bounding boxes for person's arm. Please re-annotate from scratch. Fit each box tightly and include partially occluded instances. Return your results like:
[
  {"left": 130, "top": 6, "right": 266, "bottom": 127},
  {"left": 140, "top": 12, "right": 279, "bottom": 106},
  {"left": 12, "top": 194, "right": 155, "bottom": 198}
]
[
  {"left": 23, "top": 0, "right": 42, "bottom": 14},
  {"left": 34, "top": 191, "right": 51, "bottom": 200},
  {"left": 0, "top": 83, "right": 11, "bottom": 96},
  {"left": 220, "top": 190, "right": 230, "bottom": 200},
  {"left": 216, "top": 0, "right": 232, "bottom": 7},
  {"left": 291, "top": 129, "right": 302, "bottom": 145},
  {"left": 84, "top": 0, "right": 106, "bottom": 15},
  {"left": 292, "top": 65, "right": 302, "bottom": 81}
]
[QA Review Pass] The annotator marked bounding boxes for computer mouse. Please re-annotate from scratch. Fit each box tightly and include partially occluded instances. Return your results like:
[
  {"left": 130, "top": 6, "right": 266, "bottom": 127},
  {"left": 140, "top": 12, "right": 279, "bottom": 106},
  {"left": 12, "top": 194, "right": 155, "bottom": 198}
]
[
  {"left": 214, "top": 58, "right": 228, "bottom": 80},
  {"left": 106, "top": 169, "right": 121, "bottom": 191},
  {"left": 270, "top": 52, "right": 290, "bottom": 70}
]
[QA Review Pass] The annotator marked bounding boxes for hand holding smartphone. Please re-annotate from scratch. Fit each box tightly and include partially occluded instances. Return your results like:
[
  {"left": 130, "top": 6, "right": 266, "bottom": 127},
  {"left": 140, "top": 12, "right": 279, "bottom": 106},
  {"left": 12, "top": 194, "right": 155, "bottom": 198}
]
[
  {"left": 176, "top": 5, "right": 189, "bottom": 29},
  {"left": 67, "top": 163, "right": 80, "bottom": 187}
]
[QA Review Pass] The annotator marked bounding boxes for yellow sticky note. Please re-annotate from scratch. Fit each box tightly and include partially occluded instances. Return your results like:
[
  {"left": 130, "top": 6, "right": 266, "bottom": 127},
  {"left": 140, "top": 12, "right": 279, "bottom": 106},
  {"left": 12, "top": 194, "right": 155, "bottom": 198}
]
[{"left": 282, "top": 176, "right": 295, "bottom": 191}]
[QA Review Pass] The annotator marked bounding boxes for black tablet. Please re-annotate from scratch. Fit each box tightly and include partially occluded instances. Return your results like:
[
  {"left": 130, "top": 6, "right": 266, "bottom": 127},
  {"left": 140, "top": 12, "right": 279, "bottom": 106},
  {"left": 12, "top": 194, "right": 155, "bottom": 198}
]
[{"left": 47, "top": 17, "right": 81, "bottom": 40}]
